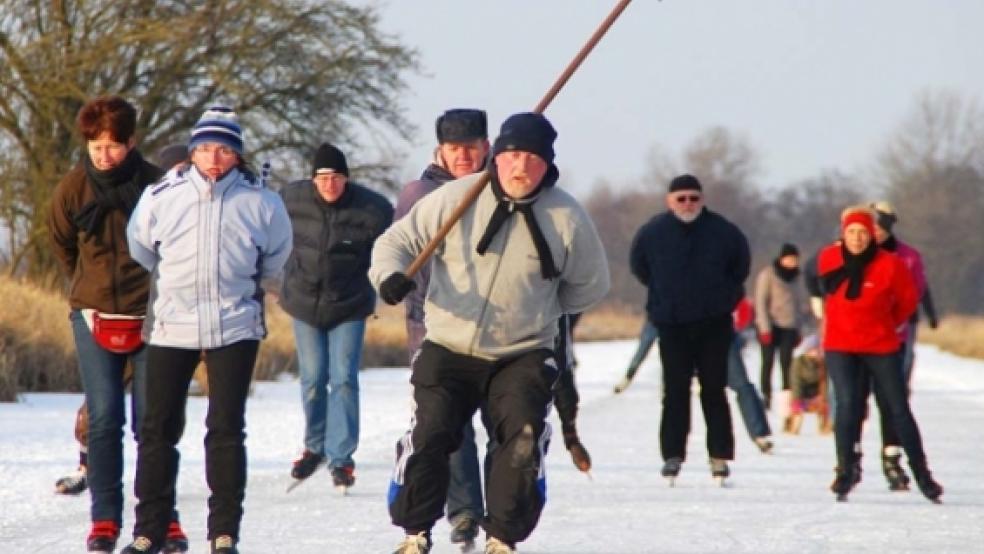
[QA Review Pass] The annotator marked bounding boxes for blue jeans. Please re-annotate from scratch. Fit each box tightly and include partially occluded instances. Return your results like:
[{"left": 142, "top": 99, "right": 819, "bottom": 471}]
[
  {"left": 293, "top": 318, "right": 364, "bottom": 468},
  {"left": 70, "top": 309, "right": 147, "bottom": 524},
  {"left": 625, "top": 320, "right": 659, "bottom": 379},
  {"left": 727, "top": 333, "right": 771, "bottom": 439}
]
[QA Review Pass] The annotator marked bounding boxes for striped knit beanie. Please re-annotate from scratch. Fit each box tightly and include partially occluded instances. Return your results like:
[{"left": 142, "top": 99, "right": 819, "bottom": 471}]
[{"left": 188, "top": 106, "right": 243, "bottom": 156}]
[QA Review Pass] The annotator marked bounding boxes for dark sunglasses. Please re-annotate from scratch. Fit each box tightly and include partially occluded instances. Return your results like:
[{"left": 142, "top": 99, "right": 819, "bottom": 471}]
[{"left": 674, "top": 194, "right": 702, "bottom": 204}]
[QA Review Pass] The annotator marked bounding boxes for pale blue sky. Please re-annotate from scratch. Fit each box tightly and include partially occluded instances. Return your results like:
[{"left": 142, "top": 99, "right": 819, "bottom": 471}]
[{"left": 361, "top": 0, "right": 984, "bottom": 195}]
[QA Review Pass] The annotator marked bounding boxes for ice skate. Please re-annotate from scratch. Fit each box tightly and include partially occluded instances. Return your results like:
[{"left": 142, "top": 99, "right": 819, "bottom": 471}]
[
  {"left": 449, "top": 515, "right": 479, "bottom": 552},
  {"left": 709, "top": 458, "right": 730, "bottom": 487},
  {"left": 485, "top": 536, "right": 516, "bottom": 554},
  {"left": 55, "top": 465, "right": 88, "bottom": 495},
  {"left": 754, "top": 436, "right": 774, "bottom": 454},
  {"left": 209, "top": 535, "right": 239, "bottom": 554},
  {"left": 661, "top": 457, "right": 682, "bottom": 486},
  {"left": 86, "top": 520, "right": 119, "bottom": 553},
  {"left": 120, "top": 536, "right": 160, "bottom": 553},
  {"left": 331, "top": 465, "right": 355, "bottom": 495},
  {"left": 393, "top": 532, "right": 432, "bottom": 554},
  {"left": 613, "top": 374, "right": 633, "bottom": 394},
  {"left": 286, "top": 450, "right": 324, "bottom": 492},
  {"left": 163, "top": 520, "right": 189, "bottom": 553},
  {"left": 909, "top": 460, "right": 943, "bottom": 504},
  {"left": 830, "top": 464, "right": 858, "bottom": 502},
  {"left": 881, "top": 447, "right": 911, "bottom": 491}
]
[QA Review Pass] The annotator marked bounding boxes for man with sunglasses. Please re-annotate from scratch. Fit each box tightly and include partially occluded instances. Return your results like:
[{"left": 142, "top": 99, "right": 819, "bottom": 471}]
[{"left": 629, "top": 174, "right": 750, "bottom": 485}]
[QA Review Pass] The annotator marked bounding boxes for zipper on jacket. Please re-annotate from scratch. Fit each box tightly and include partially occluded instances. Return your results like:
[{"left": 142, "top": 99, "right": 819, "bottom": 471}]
[{"left": 110, "top": 214, "right": 120, "bottom": 313}]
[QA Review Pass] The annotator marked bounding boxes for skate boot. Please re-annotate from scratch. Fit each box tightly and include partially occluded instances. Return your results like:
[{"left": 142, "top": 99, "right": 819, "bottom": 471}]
[
  {"left": 449, "top": 515, "right": 479, "bottom": 552},
  {"left": 754, "top": 436, "right": 774, "bottom": 454},
  {"left": 563, "top": 428, "right": 592, "bottom": 472},
  {"left": 120, "top": 536, "right": 161, "bottom": 553},
  {"left": 163, "top": 520, "right": 189, "bottom": 553},
  {"left": 830, "top": 464, "right": 858, "bottom": 502},
  {"left": 393, "top": 531, "right": 432, "bottom": 554},
  {"left": 661, "top": 457, "right": 683, "bottom": 486},
  {"left": 881, "top": 447, "right": 911, "bottom": 491},
  {"left": 709, "top": 458, "right": 730, "bottom": 486},
  {"left": 56, "top": 465, "right": 88, "bottom": 495},
  {"left": 485, "top": 536, "right": 516, "bottom": 554},
  {"left": 209, "top": 535, "right": 238, "bottom": 554},
  {"left": 86, "top": 520, "right": 120, "bottom": 553},
  {"left": 290, "top": 450, "right": 325, "bottom": 480},
  {"left": 331, "top": 465, "right": 356, "bottom": 494},
  {"left": 613, "top": 375, "right": 633, "bottom": 394},
  {"left": 909, "top": 459, "right": 943, "bottom": 504}
]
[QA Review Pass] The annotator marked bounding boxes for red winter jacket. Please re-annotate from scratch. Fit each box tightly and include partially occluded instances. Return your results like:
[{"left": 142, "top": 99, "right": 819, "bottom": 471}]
[{"left": 818, "top": 244, "right": 918, "bottom": 354}]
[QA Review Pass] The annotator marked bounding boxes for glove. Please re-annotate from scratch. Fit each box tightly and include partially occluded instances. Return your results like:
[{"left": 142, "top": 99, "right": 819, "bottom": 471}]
[
  {"left": 379, "top": 272, "right": 416, "bottom": 305},
  {"left": 758, "top": 332, "right": 773, "bottom": 346}
]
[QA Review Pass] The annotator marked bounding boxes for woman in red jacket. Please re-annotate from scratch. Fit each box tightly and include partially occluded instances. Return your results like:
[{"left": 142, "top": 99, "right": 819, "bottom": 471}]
[{"left": 818, "top": 206, "right": 942, "bottom": 503}]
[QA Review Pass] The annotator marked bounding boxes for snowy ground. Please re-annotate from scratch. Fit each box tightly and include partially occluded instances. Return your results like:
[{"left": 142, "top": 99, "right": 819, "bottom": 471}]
[{"left": 1, "top": 341, "right": 982, "bottom": 553}]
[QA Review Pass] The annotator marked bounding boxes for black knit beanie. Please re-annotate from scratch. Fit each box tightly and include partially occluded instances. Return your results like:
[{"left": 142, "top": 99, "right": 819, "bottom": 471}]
[
  {"left": 492, "top": 112, "right": 556, "bottom": 163},
  {"left": 778, "top": 243, "right": 799, "bottom": 258},
  {"left": 668, "top": 174, "right": 702, "bottom": 193},
  {"left": 436, "top": 109, "right": 488, "bottom": 143},
  {"left": 875, "top": 210, "right": 897, "bottom": 233},
  {"left": 311, "top": 143, "right": 348, "bottom": 177}
]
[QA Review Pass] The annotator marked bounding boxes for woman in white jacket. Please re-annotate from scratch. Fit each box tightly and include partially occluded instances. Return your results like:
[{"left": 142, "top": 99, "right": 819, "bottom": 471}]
[{"left": 122, "top": 106, "right": 292, "bottom": 554}]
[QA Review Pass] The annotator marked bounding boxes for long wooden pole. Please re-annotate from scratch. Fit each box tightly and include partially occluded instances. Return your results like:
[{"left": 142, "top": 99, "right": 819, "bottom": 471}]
[{"left": 405, "top": 0, "right": 633, "bottom": 277}]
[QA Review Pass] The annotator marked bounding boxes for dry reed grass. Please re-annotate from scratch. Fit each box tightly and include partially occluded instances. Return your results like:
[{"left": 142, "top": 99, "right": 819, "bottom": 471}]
[{"left": 918, "top": 315, "right": 984, "bottom": 360}]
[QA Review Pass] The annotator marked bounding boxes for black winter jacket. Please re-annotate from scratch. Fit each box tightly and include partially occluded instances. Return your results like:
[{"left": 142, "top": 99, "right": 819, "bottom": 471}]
[
  {"left": 279, "top": 180, "right": 394, "bottom": 329},
  {"left": 629, "top": 208, "right": 750, "bottom": 325}
]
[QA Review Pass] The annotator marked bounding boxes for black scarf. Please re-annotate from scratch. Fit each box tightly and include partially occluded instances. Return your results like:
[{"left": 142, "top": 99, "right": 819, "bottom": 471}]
[
  {"left": 773, "top": 260, "right": 800, "bottom": 282},
  {"left": 475, "top": 166, "right": 560, "bottom": 280},
  {"left": 821, "top": 242, "right": 878, "bottom": 300},
  {"left": 881, "top": 235, "right": 898, "bottom": 252},
  {"left": 74, "top": 149, "right": 149, "bottom": 238}
]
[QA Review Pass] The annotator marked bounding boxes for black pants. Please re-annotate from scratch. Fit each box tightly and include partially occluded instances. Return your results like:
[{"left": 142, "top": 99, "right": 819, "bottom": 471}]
[
  {"left": 133, "top": 340, "right": 258, "bottom": 543},
  {"left": 389, "top": 341, "right": 557, "bottom": 545},
  {"left": 861, "top": 345, "right": 911, "bottom": 450},
  {"left": 759, "top": 326, "right": 799, "bottom": 400},
  {"left": 825, "top": 351, "right": 927, "bottom": 469},
  {"left": 657, "top": 315, "right": 735, "bottom": 461}
]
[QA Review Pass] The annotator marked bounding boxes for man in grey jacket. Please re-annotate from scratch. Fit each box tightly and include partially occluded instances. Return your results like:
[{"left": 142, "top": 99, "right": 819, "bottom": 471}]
[{"left": 372, "top": 113, "right": 609, "bottom": 554}]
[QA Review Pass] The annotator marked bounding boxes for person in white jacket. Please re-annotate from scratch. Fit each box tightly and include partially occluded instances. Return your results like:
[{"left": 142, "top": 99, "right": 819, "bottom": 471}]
[{"left": 122, "top": 106, "right": 292, "bottom": 554}]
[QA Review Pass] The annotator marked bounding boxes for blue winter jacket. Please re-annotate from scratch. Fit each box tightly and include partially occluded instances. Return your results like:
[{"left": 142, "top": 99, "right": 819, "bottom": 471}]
[{"left": 127, "top": 164, "right": 293, "bottom": 349}]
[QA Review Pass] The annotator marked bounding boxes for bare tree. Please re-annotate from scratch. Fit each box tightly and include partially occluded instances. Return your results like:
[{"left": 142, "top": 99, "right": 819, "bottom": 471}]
[{"left": 0, "top": 0, "right": 419, "bottom": 276}]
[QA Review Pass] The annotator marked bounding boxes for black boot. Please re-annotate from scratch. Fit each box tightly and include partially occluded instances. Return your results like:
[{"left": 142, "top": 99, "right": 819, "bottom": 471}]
[
  {"left": 909, "top": 459, "right": 943, "bottom": 503},
  {"left": 881, "top": 447, "right": 911, "bottom": 491},
  {"left": 830, "top": 457, "right": 859, "bottom": 501}
]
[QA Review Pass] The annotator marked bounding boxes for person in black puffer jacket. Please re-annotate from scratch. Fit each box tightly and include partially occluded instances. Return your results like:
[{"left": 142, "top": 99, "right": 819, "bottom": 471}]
[
  {"left": 279, "top": 143, "right": 393, "bottom": 489},
  {"left": 629, "top": 173, "right": 750, "bottom": 482}
]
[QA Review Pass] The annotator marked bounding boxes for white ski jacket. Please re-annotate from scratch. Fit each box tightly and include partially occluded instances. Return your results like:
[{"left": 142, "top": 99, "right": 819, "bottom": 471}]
[{"left": 127, "top": 165, "right": 292, "bottom": 349}]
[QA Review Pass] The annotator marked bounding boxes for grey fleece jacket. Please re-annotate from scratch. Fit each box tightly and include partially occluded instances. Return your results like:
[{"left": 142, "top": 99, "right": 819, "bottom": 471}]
[
  {"left": 369, "top": 173, "right": 610, "bottom": 360},
  {"left": 753, "top": 264, "right": 807, "bottom": 333}
]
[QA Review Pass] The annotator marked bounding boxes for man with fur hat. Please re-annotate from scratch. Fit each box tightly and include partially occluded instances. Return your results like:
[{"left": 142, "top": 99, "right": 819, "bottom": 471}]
[
  {"left": 629, "top": 174, "right": 750, "bottom": 484},
  {"left": 280, "top": 143, "right": 394, "bottom": 492},
  {"left": 372, "top": 112, "right": 609, "bottom": 554}
]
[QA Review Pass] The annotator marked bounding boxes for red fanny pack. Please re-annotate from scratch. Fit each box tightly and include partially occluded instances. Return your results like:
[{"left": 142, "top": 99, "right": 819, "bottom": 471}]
[{"left": 92, "top": 312, "right": 145, "bottom": 354}]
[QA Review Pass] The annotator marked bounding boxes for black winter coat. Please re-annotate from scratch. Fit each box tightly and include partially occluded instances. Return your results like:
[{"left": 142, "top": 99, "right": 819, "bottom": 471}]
[
  {"left": 279, "top": 180, "right": 394, "bottom": 329},
  {"left": 629, "top": 208, "right": 750, "bottom": 325}
]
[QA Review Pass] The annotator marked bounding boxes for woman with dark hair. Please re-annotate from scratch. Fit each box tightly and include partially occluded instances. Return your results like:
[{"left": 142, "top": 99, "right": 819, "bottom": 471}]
[
  {"left": 818, "top": 206, "right": 942, "bottom": 503},
  {"left": 49, "top": 95, "right": 190, "bottom": 553},
  {"left": 122, "top": 106, "right": 292, "bottom": 554}
]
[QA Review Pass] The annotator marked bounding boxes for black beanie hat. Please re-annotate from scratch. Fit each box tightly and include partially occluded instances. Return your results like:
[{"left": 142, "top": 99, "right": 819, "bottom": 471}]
[
  {"left": 778, "top": 243, "right": 799, "bottom": 258},
  {"left": 311, "top": 143, "right": 348, "bottom": 177},
  {"left": 668, "top": 174, "right": 702, "bottom": 193},
  {"left": 436, "top": 109, "right": 488, "bottom": 143},
  {"left": 875, "top": 210, "right": 897, "bottom": 233},
  {"left": 492, "top": 112, "right": 556, "bottom": 163}
]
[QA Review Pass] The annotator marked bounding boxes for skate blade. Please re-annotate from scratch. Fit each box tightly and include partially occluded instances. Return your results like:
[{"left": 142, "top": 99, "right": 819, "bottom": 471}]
[
  {"left": 929, "top": 497, "right": 943, "bottom": 505},
  {"left": 836, "top": 494, "right": 848, "bottom": 502},
  {"left": 665, "top": 476, "right": 677, "bottom": 487},
  {"left": 713, "top": 476, "right": 728, "bottom": 487},
  {"left": 335, "top": 484, "right": 350, "bottom": 496},
  {"left": 286, "top": 478, "right": 307, "bottom": 493}
]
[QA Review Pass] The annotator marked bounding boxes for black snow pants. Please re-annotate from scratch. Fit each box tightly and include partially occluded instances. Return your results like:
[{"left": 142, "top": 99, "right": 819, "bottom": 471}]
[{"left": 389, "top": 341, "right": 557, "bottom": 546}]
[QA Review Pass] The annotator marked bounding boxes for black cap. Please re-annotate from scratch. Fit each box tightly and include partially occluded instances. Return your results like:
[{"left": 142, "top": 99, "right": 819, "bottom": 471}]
[
  {"left": 668, "top": 174, "right": 702, "bottom": 193},
  {"left": 436, "top": 109, "right": 488, "bottom": 143},
  {"left": 491, "top": 112, "right": 557, "bottom": 163},
  {"left": 778, "top": 243, "right": 799, "bottom": 258},
  {"left": 311, "top": 143, "right": 348, "bottom": 177}
]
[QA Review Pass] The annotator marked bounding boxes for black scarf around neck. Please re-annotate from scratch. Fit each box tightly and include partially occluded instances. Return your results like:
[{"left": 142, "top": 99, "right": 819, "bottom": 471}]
[
  {"left": 74, "top": 149, "right": 148, "bottom": 238},
  {"left": 475, "top": 167, "right": 560, "bottom": 280},
  {"left": 822, "top": 242, "right": 878, "bottom": 300},
  {"left": 773, "top": 260, "right": 800, "bottom": 282}
]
